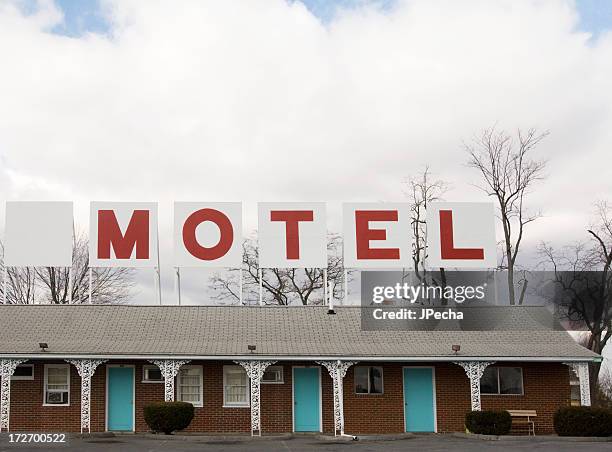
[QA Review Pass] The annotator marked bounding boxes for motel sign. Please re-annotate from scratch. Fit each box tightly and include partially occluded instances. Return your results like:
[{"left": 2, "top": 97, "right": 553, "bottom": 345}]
[{"left": 3, "top": 201, "right": 497, "bottom": 270}]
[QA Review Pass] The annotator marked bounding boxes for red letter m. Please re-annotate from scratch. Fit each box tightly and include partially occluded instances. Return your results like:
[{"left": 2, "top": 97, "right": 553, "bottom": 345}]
[{"left": 97, "top": 210, "right": 150, "bottom": 260}]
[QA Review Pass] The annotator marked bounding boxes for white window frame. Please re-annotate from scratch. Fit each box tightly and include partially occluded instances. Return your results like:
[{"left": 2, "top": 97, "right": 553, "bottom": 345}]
[
  {"left": 43, "top": 364, "right": 70, "bottom": 406},
  {"left": 569, "top": 367, "right": 581, "bottom": 405},
  {"left": 223, "top": 365, "right": 249, "bottom": 408},
  {"left": 354, "top": 366, "right": 384, "bottom": 395},
  {"left": 11, "top": 364, "right": 34, "bottom": 381},
  {"left": 481, "top": 366, "right": 524, "bottom": 396},
  {"left": 261, "top": 365, "right": 284, "bottom": 384},
  {"left": 142, "top": 365, "right": 164, "bottom": 383},
  {"left": 176, "top": 365, "right": 203, "bottom": 407}
]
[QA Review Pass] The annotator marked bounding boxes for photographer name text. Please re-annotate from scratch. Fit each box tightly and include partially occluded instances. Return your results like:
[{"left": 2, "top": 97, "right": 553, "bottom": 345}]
[{"left": 372, "top": 307, "right": 463, "bottom": 320}]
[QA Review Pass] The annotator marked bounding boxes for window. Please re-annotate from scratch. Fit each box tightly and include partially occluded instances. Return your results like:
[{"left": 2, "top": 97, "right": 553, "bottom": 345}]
[
  {"left": 142, "top": 365, "right": 163, "bottom": 383},
  {"left": 261, "top": 366, "right": 284, "bottom": 384},
  {"left": 44, "top": 364, "right": 70, "bottom": 405},
  {"left": 177, "top": 366, "right": 203, "bottom": 407},
  {"left": 354, "top": 366, "right": 383, "bottom": 394},
  {"left": 481, "top": 367, "right": 523, "bottom": 395},
  {"left": 11, "top": 364, "right": 34, "bottom": 380},
  {"left": 569, "top": 368, "right": 581, "bottom": 406},
  {"left": 223, "top": 366, "right": 249, "bottom": 407}
]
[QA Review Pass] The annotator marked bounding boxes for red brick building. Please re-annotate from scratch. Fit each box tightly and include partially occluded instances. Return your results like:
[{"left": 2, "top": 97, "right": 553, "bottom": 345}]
[{"left": 0, "top": 305, "right": 598, "bottom": 436}]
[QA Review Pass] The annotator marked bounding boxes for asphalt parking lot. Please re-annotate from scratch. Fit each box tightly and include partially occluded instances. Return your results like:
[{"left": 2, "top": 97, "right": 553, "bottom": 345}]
[{"left": 1, "top": 434, "right": 611, "bottom": 452}]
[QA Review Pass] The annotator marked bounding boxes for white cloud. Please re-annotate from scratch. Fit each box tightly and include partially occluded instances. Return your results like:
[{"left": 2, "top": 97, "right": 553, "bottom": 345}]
[{"left": 0, "top": 0, "right": 611, "bottom": 304}]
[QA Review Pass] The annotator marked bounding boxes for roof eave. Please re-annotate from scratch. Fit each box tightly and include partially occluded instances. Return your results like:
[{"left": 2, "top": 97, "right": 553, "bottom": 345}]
[{"left": 0, "top": 353, "right": 600, "bottom": 362}]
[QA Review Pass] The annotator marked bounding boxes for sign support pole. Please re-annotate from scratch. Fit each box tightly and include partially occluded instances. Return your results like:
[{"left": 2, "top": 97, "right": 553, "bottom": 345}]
[
  {"left": 323, "top": 268, "right": 329, "bottom": 310},
  {"left": 68, "top": 220, "right": 74, "bottom": 304},
  {"left": 2, "top": 266, "right": 6, "bottom": 304},
  {"left": 239, "top": 266, "right": 243, "bottom": 305},
  {"left": 343, "top": 269, "right": 348, "bottom": 305},
  {"left": 175, "top": 267, "right": 181, "bottom": 306},
  {"left": 258, "top": 268, "right": 263, "bottom": 306},
  {"left": 329, "top": 271, "right": 334, "bottom": 312},
  {"left": 155, "top": 223, "right": 162, "bottom": 306},
  {"left": 88, "top": 268, "right": 93, "bottom": 304},
  {"left": 68, "top": 266, "right": 73, "bottom": 304},
  {"left": 31, "top": 270, "right": 36, "bottom": 305}
]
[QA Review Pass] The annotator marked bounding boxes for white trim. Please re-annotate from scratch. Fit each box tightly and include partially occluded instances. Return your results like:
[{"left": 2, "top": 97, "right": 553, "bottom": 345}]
[
  {"left": 569, "top": 368, "right": 581, "bottom": 406},
  {"left": 43, "top": 364, "right": 70, "bottom": 407},
  {"left": 402, "top": 366, "right": 437, "bottom": 433},
  {"left": 291, "top": 366, "right": 322, "bottom": 433},
  {"left": 105, "top": 364, "right": 135, "bottom": 432},
  {"left": 261, "top": 365, "right": 284, "bottom": 384},
  {"left": 176, "top": 365, "right": 203, "bottom": 407},
  {"left": 0, "top": 354, "right": 598, "bottom": 362},
  {"left": 480, "top": 366, "right": 524, "bottom": 396},
  {"left": 222, "top": 365, "right": 249, "bottom": 408},
  {"left": 11, "top": 364, "right": 34, "bottom": 381},
  {"left": 142, "top": 365, "right": 164, "bottom": 383}
]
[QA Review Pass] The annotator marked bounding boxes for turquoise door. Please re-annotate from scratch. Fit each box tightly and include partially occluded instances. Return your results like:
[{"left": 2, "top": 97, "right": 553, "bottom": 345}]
[
  {"left": 107, "top": 366, "right": 134, "bottom": 431},
  {"left": 293, "top": 368, "right": 320, "bottom": 432},
  {"left": 403, "top": 368, "right": 435, "bottom": 432}
]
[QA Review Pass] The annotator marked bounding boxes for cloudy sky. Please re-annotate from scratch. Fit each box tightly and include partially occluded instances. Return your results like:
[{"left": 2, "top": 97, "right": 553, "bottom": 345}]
[{"left": 0, "top": 0, "right": 611, "bottom": 306}]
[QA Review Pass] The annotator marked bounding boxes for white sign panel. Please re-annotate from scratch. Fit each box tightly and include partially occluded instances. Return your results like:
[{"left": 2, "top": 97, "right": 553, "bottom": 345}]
[
  {"left": 343, "top": 203, "right": 412, "bottom": 268},
  {"left": 258, "top": 202, "right": 327, "bottom": 268},
  {"left": 174, "top": 202, "right": 242, "bottom": 267},
  {"left": 89, "top": 202, "right": 158, "bottom": 267},
  {"left": 4, "top": 201, "right": 73, "bottom": 267},
  {"left": 426, "top": 202, "right": 497, "bottom": 269}
]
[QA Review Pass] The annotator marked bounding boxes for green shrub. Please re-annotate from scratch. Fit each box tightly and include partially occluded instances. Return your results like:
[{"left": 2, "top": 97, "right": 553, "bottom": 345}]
[
  {"left": 143, "top": 401, "right": 195, "bottom": 434},
  {"left": 553, "top": 406, "right": 612, "bottom": 437},
  {"left": 465, "top": 410, "right": 512, "bottom": 435}
]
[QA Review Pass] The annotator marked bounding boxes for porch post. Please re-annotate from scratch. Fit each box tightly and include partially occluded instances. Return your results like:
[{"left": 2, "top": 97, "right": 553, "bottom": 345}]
[
  {"left": 317, "top": 360, "right": 357, "bottom": 436},
  {"left": 65, "top": 359, "right": 107, "bottom": 433},
  {"left": 234, "top": 360, "right": 276, "bottom": 436},
  {"left": 454, "top": 361, "right": 495, "bottom": 411},
  {"left": 149, "top": 359, "right": 191, "bottom": 402},
  {"left": 0, "top": 359, "right": 28, "bottom": 432},
  {"left": 564, "top": 362, "right": 591, "bottom": 406}
]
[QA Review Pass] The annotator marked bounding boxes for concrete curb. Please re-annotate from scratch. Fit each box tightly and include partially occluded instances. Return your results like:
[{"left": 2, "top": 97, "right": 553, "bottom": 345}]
[
  {"left": 451, "top": 432, "right": 612, "bottom": 442},
  {"left": 70, "top": 432, "right": 117, "bottom": 440},
  {"left": 136, "top": 433, "right": 293, "bottom": 442},
  {"left": 74, "top": 432, "right": 417, "bottom": 443},
  {"left": 352, "top": 433, "right": 416, "bottom": 441},
  {"left": 315, "top": 435, "right": 355, "bottom": 442}
]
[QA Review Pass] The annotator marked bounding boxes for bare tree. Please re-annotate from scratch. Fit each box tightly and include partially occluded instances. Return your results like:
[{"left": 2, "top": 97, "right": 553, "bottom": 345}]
[
  {"left": 404, "top": 166, "right": 449, "bottom": 280},
  {"left": 539, "top": 201, "right": 612, "bottom": 394},
  {"left": 0, "top": 242, "right": 36, "bottom": 304},
  {"left": 326, "top": 233, "right": 348, "bottom": 302},
  {"left": 209, "top": 233, "right": 347, "bottom": 305},
  {"left": 594, "top": 367, "right": 612, "bottom": 409},
  {"left": 1, "top": 233, "right": 136, "bottom": 304},
  {"left": 466, "top": 126, "right": 548, "bottom": 305}
]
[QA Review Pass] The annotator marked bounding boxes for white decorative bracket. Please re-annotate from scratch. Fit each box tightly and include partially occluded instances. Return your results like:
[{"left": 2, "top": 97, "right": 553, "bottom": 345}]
[
  {"left": 454, "top": 361, "right": 495, "bottom": 411},
  {"left": 149, "top": 359, "right": 191, "bottom": 402},
  {"left": 563, "top": 361, "right": 591, "bottom": 407},
  {"left": 317, "top": 360, "right": 357, "bottom": 436},
  {"left": 0, "top": 359, "right": 28, "bottom": 432},
  {"left": 65, "top": 359, "right": 107, "bottom": 433},
  {"left": 234, "top": 360, "right": 276, "bottom": 436}
]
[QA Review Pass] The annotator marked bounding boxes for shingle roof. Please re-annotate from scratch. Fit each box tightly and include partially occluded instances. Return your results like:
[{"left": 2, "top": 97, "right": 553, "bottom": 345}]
[{"left": 0, "top": 305, "right": 598, "bottom": 361}]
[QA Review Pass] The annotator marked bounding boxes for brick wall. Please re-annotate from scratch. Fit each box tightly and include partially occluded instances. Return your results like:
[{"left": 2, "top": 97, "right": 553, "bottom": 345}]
[
  {"left": 10, "top": 361, "right": 81, "bottom": 432},
  {"left": 432, "top": 362, "right": 570, "bottom": 434},
  {"left": 4, "top": 360, "right": 570, "bottom": 435},
  {"left": 343, "top": 363, "right": 405, "bottom": 434},
  {"left": 482, "top": 362, "right": 570, "bottom": 434}
]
